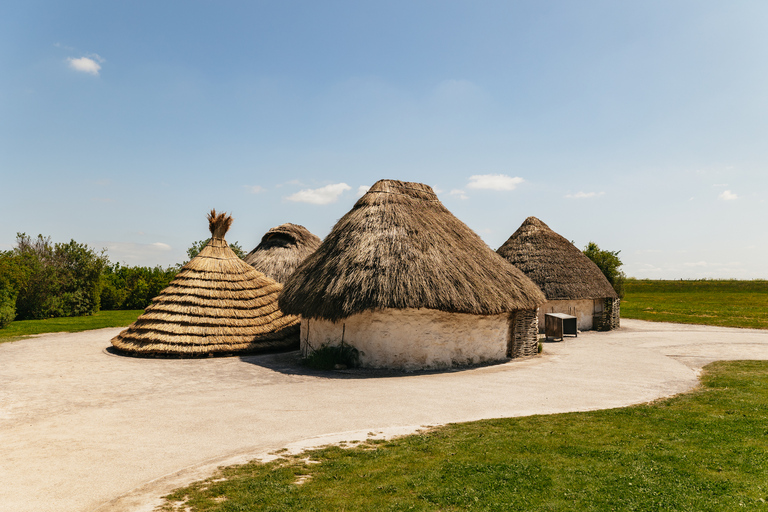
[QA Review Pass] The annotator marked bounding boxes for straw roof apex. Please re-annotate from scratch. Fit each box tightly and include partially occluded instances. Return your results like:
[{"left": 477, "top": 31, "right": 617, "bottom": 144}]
[
  {"left": 279, "top": 178, "right": 546, "bottom": 322},
  {"left": 208, "top": 209, "right": 233, "bottom": 240}
]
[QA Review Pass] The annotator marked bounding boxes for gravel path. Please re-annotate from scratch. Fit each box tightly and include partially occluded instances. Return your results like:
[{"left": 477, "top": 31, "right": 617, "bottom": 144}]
[{"left": 2, "top": 319, "right": 768, "bottom": 512}]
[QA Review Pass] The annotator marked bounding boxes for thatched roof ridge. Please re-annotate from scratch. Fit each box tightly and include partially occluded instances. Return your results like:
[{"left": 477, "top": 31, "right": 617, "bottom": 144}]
[
  {"left": 496, "top": 216, "right": 618, "bottom": 301},
  {"left": 279, "top": 179, "right": 546, "bottom": 321},
  {"left": 111, "top": 211, "right": 299, "bottom": 356},
  {"left": 244, "top": 223, "right": 322, "bottom": 283}
]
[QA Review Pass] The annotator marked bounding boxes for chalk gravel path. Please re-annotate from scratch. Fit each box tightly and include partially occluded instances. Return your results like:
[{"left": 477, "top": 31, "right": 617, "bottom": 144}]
[{"left": 2, "top": 319, "right": 768, "bottom": 512}]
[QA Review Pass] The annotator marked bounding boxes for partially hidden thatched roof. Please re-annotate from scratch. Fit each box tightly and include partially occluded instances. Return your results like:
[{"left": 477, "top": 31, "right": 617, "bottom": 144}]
[
  {"left": 496, "top": 216, "right": 618, "bottom": 301},
  {"left": 111, "top": 210, "right": 300, "bottom": 357},
  {"left": 279, "top": 179, "right": 546, "bottom": 322},
  {"left": 243, "top": 223, "right": 321, "bottom": 284}
]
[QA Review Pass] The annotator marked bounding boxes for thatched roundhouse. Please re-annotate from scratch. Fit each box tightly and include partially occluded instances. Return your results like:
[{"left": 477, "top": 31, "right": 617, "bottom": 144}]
[
  {"left": 496, "top": 216, "right": 620, "bottom": 332},
  {"left": 279, "top": 179, "right": 546, "bottom": 370},
  {"left": 244, "top": 223, "right": 321, "bottom": 283},
  {"left": 111, "top": 210, "right": 300, "bottom": 357}
]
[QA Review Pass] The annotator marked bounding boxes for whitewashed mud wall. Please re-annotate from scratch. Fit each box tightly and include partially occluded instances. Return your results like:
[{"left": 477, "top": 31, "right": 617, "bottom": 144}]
[{"left": 301, "top": 308, "right": 512, "bottom": 371}]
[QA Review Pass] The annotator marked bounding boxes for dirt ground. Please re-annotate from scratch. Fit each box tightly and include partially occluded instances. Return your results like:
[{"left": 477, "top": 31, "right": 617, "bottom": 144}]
[{"left": 2, "top": 319, "right": 768, "bottom": 512}]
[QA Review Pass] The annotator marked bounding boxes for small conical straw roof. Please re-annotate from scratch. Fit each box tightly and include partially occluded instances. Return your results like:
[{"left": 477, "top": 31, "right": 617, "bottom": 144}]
[
  {"left": 496, "top": 216, "right": 618, "bottom": 300},
  {"left": 279, "top": 179, "right": 546, "bottom": 322},
  {"left": 111, "top": 210, "right": 300, "bottom": 357},
  {"left": 244, "top": 223, "right": 321, "bottom": 283}
]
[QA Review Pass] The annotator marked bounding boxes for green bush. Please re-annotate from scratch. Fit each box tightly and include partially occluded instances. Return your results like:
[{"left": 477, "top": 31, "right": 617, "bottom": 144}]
[
  {"left": 100, "top": 263, "right": 178, "bottom": 310},
  {"left": 11, "top": 233, "right": 108, "bottom": 320},
  {"left": 303, "top": 344, "right": 360, "bottom": 370},
  {"left": 0, "top": 289, "right": 16, "bottom": 328}
]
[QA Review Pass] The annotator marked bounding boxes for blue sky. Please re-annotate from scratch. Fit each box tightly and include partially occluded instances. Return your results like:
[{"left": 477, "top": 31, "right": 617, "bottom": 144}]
[{"left": 2, "top": 1, "right": 766, "bottom": 278}]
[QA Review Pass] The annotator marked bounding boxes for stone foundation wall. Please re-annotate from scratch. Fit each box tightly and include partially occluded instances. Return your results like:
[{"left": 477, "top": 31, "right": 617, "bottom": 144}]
[
  {"left": 593, "top": 297, "right": 621, "bottom": 331},
  {"left": 508, "top": 308, "right": 539, "bottom": 358}
]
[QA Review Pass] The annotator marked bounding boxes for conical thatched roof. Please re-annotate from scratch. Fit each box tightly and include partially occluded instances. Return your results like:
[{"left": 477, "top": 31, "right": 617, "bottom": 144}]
[
  {"left": 496, "top": 216, "right": 618, "bottom": 301},
  {"left": 279, "top": 179, "right": 546, "bottom": 322},
  {"left": 111, "top": 210, "right": 300, "bottom": 357},
  {"left": 243, "top": 223, "right": 321, "bottom": 284}
]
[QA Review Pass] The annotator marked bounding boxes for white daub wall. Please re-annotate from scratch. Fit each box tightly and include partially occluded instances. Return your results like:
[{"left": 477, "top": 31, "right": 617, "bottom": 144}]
[{"left": 301, "top": 308, "right": 511, "bottom": 371}]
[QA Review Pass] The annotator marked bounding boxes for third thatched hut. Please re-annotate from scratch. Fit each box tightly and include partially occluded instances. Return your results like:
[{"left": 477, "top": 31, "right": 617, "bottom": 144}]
[
  {"left": 496, "top": 216, "right": 620, "bottom": 331},
  {"left": 279, "top": 179, "right": 546, "bottom": 370},
  {"left": 243, "top": 223, "right": 321, "bottom": 284}
]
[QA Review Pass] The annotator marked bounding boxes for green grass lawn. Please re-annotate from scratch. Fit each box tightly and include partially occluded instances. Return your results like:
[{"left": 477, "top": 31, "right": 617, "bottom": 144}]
[
  {"left": 622, "top": 279, "right": 768, "bottom": 329},
  {"left": 162, "top": 361, "right": 768, "bottom": 511},
  {"left": 0, "top": 309, "right": 142, "bottom": 343}
]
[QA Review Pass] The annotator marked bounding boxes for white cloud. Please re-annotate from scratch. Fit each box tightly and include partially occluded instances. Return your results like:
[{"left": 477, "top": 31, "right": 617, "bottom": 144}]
[
  {"left": 712, "top": 183, "right": 728, "bottom": 187},
  {"left": 565, "top": 191, "right": 605, "bottom": 199},
  {"left": 719, "top": 190, "right": 738, "bottom": 200},
  {"left": 150, "top": 242, "right": 171, "bottom": 251},
  {"left": 466, "top": 174, "right": 524, "bottom": 191},
  {"left": 449, "top": 189, "right": 468, "bottom": 200},
  {"left": 246, "top": 185, "right": 265, "bottom": 194},
  {"left": 286, "top": 183, "right": 351, "bottom": 205},
  {"left": 684, "top": 261, "right": 708, "bottom": 267},
  {"left": 357, "top": 185, "right": 370, "bottom": 197},
  {"left": 67, "top": 56, "right": 102, "bottom": 75}
]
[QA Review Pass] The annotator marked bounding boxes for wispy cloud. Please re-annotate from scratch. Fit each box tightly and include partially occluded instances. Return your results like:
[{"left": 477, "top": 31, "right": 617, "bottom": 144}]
[
  {"left": 286, "top": 183, "right": 351, "bottom": 205},
  {"left": 246, "top": 185, "right": 265, "bottom": 194},
  {"left": 565, "top": 191, "right": 605, "bottom": 199},
  {"left": 719, "top": 190, "right": 738, "bottom": 200},
  {"left": 684, "top": 261, "right": 708, "bottom": 267},
  {"left": 67, "top": 54, "right": 104, "bottom": 75},
  {"left": 357, "top": 185, "right": 370, "bottom": 197},
  {"left": 449, "top": 189, "right": 468, "bottom": 200},
  {"left": 466, "top": 174, "right": 524, "bottom": 191}
]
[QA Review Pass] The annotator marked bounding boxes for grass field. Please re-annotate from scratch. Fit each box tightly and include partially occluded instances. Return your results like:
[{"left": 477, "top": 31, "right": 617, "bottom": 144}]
[
  {"left": 0, "top": 310, "right": 143, "bottom": 343},
  {"left": 622, "top": 279, "right": 768, "bottom": 329},
  {"left": 162, "top": 361, "right": 768, "bottom": 511}
]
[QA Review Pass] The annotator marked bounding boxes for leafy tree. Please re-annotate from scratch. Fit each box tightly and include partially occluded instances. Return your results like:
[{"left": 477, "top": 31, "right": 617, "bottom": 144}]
[
  {"left": 583, "top": 241, "right": 626, "bottom": 299},
  {"left": 185, "top": 238, "right": 246, "bottom": 262}
]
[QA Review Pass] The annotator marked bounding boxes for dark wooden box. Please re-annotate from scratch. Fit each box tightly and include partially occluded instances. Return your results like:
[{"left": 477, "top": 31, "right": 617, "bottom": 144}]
[{"left": 545, "top": 313, "right": 578, "bottom": 341}]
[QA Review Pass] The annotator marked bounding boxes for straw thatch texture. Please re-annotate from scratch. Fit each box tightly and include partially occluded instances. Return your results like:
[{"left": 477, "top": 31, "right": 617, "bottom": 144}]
[
  {"left": 244, "top": 223, "right": 321, "bottom": 284},
  {"left": 497, "top": 217, "right": 619, "bottom": 301},
  {"left": 279, "top": 179, "right": 546, "bottom": 322},
  {"left": 111, "top": 210, "right": 300, "bottom": 357}
]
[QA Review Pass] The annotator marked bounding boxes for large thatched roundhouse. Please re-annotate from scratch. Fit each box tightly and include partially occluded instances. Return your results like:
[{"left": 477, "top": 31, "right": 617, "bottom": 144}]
[
  {"left": 279, "top": 179, "right": 546, "bottom": 370},
  {"left": 111, "top": 210, "right": 300, "bottom": 357},
  {"left": 496, "top": 216, "right": 620, "bottom": 332},
  {"left": 243, "top": 223, "right": 321, "bottom": 283}
]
